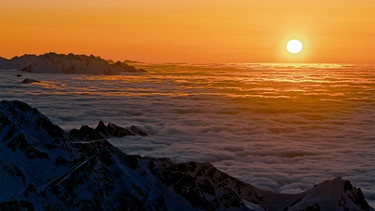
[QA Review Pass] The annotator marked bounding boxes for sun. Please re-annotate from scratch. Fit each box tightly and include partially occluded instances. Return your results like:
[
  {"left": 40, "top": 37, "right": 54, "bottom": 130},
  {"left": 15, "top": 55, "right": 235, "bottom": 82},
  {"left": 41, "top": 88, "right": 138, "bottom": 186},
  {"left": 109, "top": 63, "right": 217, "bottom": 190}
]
[{"left": 286, "top": 39, "right": 303, "bottom": 54}]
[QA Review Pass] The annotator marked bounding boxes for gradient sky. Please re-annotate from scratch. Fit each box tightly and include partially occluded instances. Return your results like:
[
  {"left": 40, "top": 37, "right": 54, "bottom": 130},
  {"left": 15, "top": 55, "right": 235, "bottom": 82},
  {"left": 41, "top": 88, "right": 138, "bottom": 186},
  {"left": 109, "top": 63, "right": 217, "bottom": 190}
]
[{"left": 1, "top": 0, "right": 374, "bottom": 63}]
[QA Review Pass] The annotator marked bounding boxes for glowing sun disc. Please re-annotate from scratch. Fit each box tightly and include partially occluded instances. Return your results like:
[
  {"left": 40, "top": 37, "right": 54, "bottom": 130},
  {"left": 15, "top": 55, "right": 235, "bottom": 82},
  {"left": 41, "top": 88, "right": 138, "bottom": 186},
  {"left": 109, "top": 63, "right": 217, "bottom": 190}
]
[{"left": 286, "top": 39, "right": 303, "bottom": 54}]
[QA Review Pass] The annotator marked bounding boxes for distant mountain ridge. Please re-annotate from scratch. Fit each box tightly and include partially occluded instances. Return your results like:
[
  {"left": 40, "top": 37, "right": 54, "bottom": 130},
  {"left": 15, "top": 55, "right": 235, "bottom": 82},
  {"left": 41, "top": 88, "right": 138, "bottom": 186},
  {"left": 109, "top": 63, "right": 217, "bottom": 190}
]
[
  {"left": 0, "top": 100, "right": 373, "bottom": 210},
  {"left": 0, "top": 53, "right": 145, "bottom": 75}
]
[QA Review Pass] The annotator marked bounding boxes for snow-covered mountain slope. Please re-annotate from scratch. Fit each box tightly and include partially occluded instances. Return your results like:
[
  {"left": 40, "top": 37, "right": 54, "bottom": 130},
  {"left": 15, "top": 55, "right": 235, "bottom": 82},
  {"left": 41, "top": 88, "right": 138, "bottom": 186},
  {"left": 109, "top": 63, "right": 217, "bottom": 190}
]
[
  {"left": 0, "top": 100, "right": 373, "bottom": 210},
  {"left": 0, "top": 53, "right": 145, "bottom": 74}
]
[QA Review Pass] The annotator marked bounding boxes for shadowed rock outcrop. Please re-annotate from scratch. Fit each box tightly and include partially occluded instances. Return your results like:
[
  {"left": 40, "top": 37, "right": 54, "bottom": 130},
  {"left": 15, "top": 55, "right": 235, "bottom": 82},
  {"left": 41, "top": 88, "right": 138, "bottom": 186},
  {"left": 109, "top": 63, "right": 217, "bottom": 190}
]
[
  {"left": 21, "top": 78, "right": 40, "bottom": 84},
  {"left": 69, "top": 121, "right": 146, "bottom": 141}
]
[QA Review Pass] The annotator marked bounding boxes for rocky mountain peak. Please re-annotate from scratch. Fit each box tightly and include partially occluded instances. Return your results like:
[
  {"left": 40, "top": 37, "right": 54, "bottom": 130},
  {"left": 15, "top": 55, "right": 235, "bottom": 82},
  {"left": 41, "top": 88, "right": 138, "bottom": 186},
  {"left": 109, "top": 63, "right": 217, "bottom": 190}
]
[{"left": 0, "top": 53, "right": 146, "bottom": 75}]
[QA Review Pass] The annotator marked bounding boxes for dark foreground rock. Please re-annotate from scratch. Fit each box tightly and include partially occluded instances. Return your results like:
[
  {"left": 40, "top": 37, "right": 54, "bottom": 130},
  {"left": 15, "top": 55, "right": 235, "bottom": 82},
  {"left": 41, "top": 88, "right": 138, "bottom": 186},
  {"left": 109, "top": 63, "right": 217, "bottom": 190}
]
[
  {"left": 21, "top": 78, "right": 41, "bottom": 84},
  {"left": 0, "top": 100, "right": 373, "bottom": 211}
]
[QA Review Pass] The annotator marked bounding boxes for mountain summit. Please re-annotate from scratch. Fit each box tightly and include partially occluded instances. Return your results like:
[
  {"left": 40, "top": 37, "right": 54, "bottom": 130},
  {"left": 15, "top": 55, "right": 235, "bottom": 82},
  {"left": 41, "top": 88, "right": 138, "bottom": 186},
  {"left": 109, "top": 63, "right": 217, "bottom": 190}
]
[
  {"left": 0, "top": 53, "right": 145, "bottom": 75},
  {"left": 0, "top": 100, "right": 373, "bottom": 210}
]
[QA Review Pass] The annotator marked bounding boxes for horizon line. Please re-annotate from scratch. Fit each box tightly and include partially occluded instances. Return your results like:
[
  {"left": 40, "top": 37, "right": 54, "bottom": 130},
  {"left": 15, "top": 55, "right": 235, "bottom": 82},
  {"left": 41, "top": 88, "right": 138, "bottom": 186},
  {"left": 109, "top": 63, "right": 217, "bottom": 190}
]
[{"left": 1, "top": 52, "right": 374, "bottom": 65}]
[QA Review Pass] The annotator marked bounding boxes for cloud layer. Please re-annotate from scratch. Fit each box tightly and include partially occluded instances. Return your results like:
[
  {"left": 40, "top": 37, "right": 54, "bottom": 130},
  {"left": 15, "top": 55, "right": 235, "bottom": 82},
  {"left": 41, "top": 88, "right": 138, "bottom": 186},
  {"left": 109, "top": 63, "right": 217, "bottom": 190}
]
[{"left": 1, "top": 63, "right": 374, "bottom": 205}]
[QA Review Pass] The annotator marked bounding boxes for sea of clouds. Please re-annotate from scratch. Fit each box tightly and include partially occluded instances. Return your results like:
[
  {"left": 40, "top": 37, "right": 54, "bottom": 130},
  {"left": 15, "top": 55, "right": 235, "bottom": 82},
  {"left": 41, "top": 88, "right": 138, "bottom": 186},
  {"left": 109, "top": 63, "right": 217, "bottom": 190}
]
[{"left": 1, "top": 63, "right": 374, "bottom": 205}]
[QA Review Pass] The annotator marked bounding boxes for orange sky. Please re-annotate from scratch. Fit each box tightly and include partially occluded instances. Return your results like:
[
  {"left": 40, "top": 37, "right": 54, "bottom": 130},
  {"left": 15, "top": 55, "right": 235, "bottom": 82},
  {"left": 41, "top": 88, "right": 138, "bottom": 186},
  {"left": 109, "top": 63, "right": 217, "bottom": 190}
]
[{"left": 1, "top": 0, "right": 374, "bottom": 63}]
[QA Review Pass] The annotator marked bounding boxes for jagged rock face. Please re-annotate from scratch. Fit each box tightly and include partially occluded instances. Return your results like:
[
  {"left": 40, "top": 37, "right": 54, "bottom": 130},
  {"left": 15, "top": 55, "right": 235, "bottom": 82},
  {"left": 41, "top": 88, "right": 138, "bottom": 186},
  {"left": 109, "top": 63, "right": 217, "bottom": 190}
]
[
  {"left": 150, "top": 160, "right": 255, "bottom": 210},
  {"left": 69, "top": 121, "right": 147, "bottom": 141},
  {"left": 0, "top": 53, "right": 145, "bottom": 74},
  {"left": 0, "top": 100, "right": 373, "bottom": 211},
  {"left": 0, "top": 100, "right": 188, "bottom": 210},
  {"left": 0, "top": 100, "right": 66, "bottom": 144}
]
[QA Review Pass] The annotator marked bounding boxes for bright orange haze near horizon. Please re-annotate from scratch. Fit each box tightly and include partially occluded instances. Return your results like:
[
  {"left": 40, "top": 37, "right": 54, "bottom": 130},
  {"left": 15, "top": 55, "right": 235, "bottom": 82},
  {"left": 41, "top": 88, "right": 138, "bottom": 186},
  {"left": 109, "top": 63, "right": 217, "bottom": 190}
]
[{"left": 1, "top": 0, "right": 374, "bottom": 63}]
